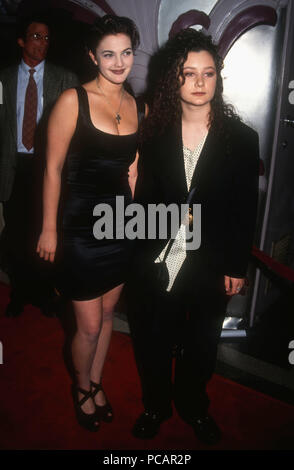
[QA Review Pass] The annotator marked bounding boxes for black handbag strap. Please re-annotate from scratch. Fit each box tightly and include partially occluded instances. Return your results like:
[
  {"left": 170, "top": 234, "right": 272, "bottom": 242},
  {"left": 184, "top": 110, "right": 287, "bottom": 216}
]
[{"left": 162, "top": 186, "right": 196, "bottom": 262}]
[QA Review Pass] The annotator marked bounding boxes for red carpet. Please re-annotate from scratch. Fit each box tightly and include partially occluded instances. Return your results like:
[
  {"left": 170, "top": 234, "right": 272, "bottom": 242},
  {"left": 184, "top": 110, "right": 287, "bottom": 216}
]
[{"left": 0, "top": 282, "right": 294, "bottom": 450}]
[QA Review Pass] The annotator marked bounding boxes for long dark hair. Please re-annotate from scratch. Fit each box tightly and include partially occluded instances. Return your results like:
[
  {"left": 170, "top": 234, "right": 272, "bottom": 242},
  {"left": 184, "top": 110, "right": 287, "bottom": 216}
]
[{"left": 142, "top": 28, "right": 239, "bottom": 141}]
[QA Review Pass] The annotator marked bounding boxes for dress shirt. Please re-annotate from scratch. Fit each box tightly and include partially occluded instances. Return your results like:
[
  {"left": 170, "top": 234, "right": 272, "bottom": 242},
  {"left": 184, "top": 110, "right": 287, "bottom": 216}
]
[
  {"left": 17, "top": 59, "right": 45, "bottom": 154},
  {"left": 155, "top": 133, "right": 207, "bottom": 291}
]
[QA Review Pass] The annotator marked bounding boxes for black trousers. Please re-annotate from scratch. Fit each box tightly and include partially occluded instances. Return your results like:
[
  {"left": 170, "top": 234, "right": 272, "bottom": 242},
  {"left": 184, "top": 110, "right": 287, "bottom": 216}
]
[
  {"left": 1, "top": 153, "right": 55, "bottom": 307},
  {"left": 127, "top": 259, "right": 227, "bottom": 420}
]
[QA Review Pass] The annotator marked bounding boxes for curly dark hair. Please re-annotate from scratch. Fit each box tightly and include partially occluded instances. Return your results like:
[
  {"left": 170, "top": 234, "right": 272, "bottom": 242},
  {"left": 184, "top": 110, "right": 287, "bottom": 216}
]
[
  {"left": 86, "top": 14, "right": 140, "bottom": 55},
  {"left": 142, "top": 28, "right": 239, "bottom": 141}
]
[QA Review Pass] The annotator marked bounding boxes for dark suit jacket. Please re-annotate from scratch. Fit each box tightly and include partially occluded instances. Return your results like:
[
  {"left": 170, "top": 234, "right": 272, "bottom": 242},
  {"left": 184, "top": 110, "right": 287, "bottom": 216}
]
[
  {"left": 0, "top": 61, "right": 79, "bottom": 202},
  {"left": 134, "top": 117, "right": 259, "bottom": 283}
]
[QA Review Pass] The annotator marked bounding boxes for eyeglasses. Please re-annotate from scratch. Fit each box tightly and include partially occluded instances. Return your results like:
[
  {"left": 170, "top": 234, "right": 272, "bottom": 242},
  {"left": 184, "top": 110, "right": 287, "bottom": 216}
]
[{"left": 27, "top": 33, "right": 50, "bottom": 42}]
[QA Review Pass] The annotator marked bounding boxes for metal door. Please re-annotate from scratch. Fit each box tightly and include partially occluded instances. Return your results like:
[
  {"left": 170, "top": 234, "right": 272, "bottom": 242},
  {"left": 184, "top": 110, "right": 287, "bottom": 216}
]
[{"left": 249, "top": 0, "right": 294, "bottom": 325}]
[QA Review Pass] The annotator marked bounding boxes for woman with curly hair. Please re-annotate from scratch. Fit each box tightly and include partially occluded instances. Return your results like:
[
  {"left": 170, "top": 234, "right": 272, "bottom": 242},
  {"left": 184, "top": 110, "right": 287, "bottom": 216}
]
[{"left": 127, "top": 28, "right": 259, "bottom": 444}]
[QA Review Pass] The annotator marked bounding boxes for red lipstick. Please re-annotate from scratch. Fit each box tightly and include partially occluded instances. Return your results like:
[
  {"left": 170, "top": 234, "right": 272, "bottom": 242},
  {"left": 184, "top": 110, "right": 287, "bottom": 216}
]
[{"left": 111, "top": 69, "right": 125, "bottom": 75}]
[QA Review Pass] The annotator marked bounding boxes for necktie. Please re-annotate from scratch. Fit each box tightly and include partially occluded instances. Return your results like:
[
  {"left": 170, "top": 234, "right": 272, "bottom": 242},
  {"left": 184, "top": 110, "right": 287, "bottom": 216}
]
[{"left": 22, "top": 68, "right": 37, "bottom": 151}]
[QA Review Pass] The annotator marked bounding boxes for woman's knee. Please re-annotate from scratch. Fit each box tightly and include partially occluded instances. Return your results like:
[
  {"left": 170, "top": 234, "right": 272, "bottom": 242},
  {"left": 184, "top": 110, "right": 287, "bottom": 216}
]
[
  {"left": 77, "top": 323, "right": 101, "bottom": 342},
  {"left": 102, "top": 306, "right": 114, "bottom": 323}
]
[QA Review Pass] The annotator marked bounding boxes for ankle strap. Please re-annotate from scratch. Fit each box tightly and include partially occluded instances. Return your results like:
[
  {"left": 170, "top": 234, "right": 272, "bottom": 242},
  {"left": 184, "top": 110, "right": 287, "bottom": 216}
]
[
  {"left": 76, "top": 387, "right": 93, "bottom": 407},
  {"left": 90, "top": 380, "right": 102, "bottom": 397}
]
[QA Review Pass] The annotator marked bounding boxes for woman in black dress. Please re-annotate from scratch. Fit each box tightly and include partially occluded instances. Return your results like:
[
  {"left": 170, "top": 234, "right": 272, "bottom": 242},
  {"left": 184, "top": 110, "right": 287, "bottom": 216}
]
[
  {"left": 37, "top": 15, "right": 142, "bottom": 431},
  {"left": 128, "top": 29, "right": 259, "bottom": 444}
]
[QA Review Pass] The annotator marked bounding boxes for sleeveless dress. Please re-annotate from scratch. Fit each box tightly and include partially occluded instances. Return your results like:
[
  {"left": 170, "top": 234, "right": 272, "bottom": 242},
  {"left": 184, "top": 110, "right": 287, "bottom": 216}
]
[{"left": 56, "top": 86, "right": 142, "bottom": 301}]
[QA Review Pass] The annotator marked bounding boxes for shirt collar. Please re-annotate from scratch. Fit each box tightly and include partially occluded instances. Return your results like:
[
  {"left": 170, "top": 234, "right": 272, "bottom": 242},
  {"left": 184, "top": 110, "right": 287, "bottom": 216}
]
[{"left": 20, "top": 59, "right": 45, "bottom": 75}]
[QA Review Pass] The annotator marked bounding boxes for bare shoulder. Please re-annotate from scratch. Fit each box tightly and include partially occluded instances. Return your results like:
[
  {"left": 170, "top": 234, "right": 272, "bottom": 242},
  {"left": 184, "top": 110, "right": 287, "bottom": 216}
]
[
  {"left": 124, "top": 90, "right": 137, "bottom": 106},
  {"left": 51, "top": 88, "right": 79, "bottom": 123},
  {"left": 128, "top": 92, "right": 148, "bottom": 116},
  {"left": 57, "top": 87, "right": 79, "bottom": 108},
  {"left": 124, "top": 91, "right": 148, "bottom": 118},
  {"left": 49, "top": 88, "right": 79, "bottom": 133},
  {"left": 82, "top": 80, "right": 97, "bottom": 95}
]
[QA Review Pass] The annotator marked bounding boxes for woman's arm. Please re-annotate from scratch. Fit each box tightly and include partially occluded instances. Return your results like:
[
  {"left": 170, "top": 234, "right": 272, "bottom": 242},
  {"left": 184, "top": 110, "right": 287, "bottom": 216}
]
[{"left": 36, "top": 88, "right": 78, "bottom": 262}]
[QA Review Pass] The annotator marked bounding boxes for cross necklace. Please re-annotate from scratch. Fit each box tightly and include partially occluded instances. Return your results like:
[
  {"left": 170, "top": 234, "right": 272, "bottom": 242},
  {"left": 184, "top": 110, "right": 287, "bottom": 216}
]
[{"left": 96, "top": 78, "right": 124, "bottom": 125}]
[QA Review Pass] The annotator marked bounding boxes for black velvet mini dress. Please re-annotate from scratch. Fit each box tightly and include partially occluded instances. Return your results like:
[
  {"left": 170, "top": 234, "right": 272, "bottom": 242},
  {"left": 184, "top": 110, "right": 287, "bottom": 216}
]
[{"left": 56, "top": 86, "right": 141, "bottom": 301}]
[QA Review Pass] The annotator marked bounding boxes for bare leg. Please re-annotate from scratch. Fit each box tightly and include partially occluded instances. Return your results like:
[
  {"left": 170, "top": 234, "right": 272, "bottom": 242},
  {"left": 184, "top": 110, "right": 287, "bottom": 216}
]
[
  {"left": 90, "top": 283, "right": 124, "bottom": 407},
  {"left": 72, "top": 297, "right": 102, "bottom": 417}
]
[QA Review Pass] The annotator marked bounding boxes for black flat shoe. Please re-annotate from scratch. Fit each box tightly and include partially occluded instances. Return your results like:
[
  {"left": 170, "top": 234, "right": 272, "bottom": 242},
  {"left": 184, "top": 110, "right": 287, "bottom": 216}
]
[
  {"left": 90, "top": 380, "right": 113, "bottom": 422},
  {"left": 132, "top": 410, "right": 172, "bottom": 439},
  {"left": 191, "top": 414, "right": 221, "bottom": 445},
  {"left": 71, "top": 385, "right": 100, "bottom": 432}
]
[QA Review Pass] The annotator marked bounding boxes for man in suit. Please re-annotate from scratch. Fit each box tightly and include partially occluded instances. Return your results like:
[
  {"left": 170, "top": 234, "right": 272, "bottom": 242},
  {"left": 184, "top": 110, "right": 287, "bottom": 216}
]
[{"left": 0, "top": 15, "right": 79, "bottom": 317}]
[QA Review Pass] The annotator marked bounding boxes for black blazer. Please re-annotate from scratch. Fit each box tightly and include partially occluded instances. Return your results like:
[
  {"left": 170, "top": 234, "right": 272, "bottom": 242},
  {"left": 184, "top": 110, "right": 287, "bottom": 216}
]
[{"left": 134, "top": 117, "right": 259, "bottom": 281}]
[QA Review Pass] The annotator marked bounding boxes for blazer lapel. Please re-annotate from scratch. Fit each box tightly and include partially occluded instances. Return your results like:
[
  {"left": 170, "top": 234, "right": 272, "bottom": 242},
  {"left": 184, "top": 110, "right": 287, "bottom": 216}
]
[
  {"left": 190, "top": 124, "right": 221, "bottom": 194},
  {"left": 163, "top": 124, "right": 187, "bottom": 198},
  {"left": 43, "top": 62, "right": 58, "bottom": 109},
  {"left": 5, "top": 66, "right": 18, "bottom": 144},
  {"left": 43, "top": 61, "right": 51, "bottom": 109},
  {"left": 159, "top": 123, "right": 225, "bottom": 201}
]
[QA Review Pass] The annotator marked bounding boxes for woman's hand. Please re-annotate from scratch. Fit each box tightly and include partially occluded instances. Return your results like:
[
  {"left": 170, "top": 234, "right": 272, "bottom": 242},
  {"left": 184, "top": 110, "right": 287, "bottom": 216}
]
[
  {"left": 36, "top": 89, "right": 78, "bottom": 264},
  {"left": 36, "top": 230, "right": 57, "bottom": 263},
  {"left": 224, "top": 275, "right": 245, "bottom": 296}
]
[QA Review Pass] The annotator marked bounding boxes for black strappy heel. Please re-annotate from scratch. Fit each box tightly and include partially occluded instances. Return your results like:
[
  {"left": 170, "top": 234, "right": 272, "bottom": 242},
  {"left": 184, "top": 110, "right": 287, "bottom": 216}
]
[
  {"left": 90, "top": 380, "right": 113, "bottom": 422},
  {"left": 71, "top": 385, "right": 100, "bottom": 432}
]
